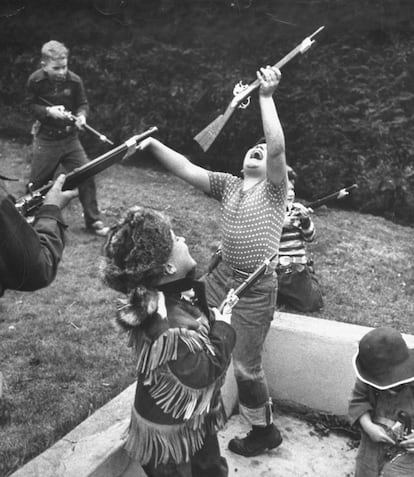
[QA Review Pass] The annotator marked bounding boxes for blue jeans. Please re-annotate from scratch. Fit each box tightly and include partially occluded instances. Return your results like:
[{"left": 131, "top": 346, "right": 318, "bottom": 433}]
[
  {"left": 29, "top": 134, "right": 100, "bottom": 227},
  {"left": 354, "top": 431, "right": 414, "bottom": 477},
  {"left": 204, "top": 261, "right": 277, "bottom": 426},
  {"left": 354, "top": 431, "right": 386, "bottom": 477},
  {"left": 382, "top": 452, "right": 414, "bottom": 476}
]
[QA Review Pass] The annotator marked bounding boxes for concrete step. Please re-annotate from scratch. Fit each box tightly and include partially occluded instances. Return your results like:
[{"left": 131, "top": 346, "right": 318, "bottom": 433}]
[
  {"left": 92, "top": 412, "right": 357, "bottom": 477},
  {"left": 221, "top": 413, "right": 357, "bottom": 477}
]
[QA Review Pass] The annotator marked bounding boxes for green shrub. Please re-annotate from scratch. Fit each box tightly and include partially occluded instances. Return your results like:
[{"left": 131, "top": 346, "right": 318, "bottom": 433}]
[{"left": 0, "top": 0, "right": 413, "bottom": 223}]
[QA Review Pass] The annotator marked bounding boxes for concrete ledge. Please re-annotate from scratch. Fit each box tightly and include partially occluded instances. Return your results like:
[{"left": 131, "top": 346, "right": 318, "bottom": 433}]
[
  {"left": 11, "top": 363, "right": 237, "bottom": 477},
  {"left": 266, "top": 312, "right": 414, "bottom": 415},
  {"left": 12, "top": 314, "right": 414, "bottom": 476},
  {"left": 10, "top": 384, "right": 134, "bottom": 477}
]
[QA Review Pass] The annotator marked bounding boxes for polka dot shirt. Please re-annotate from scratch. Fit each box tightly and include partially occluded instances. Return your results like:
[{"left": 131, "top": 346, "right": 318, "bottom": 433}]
[{"left": 209, "top": 171, "right": 287, "bottom": 272}]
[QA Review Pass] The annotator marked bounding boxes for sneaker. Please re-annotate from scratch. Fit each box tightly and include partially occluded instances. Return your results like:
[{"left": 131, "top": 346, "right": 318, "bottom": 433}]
[
  {"left": 88, "top": 220, "right": 110, "bottom": 237},
  {"left": 228, "top": 424, "right": 283, "bottom": 457}
]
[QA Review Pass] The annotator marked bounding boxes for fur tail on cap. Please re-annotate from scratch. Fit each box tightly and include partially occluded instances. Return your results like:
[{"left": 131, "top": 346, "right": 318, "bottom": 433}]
[{"left": 116, "top": 287, "right": 166, "bottom": 329}]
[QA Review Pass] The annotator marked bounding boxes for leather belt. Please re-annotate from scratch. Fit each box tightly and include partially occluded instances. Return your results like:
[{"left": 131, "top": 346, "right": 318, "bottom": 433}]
[{"left": 39, "top": 125, "right": 76, "bottom": 139}]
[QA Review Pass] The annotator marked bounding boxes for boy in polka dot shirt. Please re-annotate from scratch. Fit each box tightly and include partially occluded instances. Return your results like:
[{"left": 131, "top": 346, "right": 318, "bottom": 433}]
[{"left": 138, "top": 65, "right": 288, "bottom": 457}]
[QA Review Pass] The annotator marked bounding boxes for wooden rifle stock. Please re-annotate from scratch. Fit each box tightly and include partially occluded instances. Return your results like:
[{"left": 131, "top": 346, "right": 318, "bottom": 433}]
[
  {"left": 15, "top": 127, "right": 158, "bottom": 217},
  {"left": 194, "top": 26, "right": 325, "bottom": 152}
]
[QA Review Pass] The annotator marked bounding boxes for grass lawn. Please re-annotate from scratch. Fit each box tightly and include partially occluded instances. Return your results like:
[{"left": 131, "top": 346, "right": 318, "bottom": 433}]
[{"left": 0, "top": 137, "right": 413, "bottom": 475}]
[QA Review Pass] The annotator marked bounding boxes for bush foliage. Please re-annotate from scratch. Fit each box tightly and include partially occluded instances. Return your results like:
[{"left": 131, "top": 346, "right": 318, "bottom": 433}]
[{"left": 0, "top": 0, "right": 413, "bottom": 223}]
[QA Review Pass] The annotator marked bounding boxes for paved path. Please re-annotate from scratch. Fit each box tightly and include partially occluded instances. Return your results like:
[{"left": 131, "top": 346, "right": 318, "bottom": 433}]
[{"left": 220, "top": 413, "right": 357, "bottom": 477}]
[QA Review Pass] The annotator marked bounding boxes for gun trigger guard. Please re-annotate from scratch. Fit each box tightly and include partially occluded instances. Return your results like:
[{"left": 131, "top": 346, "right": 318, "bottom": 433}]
[{"left": 233, "top": 81, "right": 251, "bottom": 109}]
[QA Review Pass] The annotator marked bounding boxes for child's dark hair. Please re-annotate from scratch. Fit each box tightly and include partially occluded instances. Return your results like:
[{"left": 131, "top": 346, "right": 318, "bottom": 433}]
[
  {"left": 287, "top": 166, "right": 297, "bottom": 183},
  {"left": 103, "top": 206, "right": 173, "bottom": 293}
]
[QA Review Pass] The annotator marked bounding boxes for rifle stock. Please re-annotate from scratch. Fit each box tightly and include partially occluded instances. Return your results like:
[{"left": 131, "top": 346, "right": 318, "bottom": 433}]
[
  {"left": 193, "top": 103, "right": 236, "bottom": 152},
  {"left": 16, "top": 127, "right": 158, "bottom": 217},
  {"left": 194, "top": 26, "right": 324, "bottom": 152}
]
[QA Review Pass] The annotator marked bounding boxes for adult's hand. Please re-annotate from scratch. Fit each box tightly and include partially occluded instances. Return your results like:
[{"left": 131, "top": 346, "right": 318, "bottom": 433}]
[{"left": 43, "top": 174, "right": 78, "bottom": 210}]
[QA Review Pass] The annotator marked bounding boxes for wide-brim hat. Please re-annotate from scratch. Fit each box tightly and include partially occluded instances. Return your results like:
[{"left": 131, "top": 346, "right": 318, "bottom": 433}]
[{"left": 353, "top": 326, "right": 414, "bottom": 390}]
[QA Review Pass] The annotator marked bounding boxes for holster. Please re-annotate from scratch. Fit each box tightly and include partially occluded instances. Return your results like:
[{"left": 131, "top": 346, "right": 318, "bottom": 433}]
[
  {"left": 208, "top": 248, "right": 222, "bottom": 273},
  {"left": 31, "top": 120, "right": 41, "bottom": 136}
]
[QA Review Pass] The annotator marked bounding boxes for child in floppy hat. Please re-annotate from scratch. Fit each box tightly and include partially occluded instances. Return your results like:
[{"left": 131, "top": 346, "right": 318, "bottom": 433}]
[
  {"left": 102, "top": 206, "right": 236, "bottom": 477},
  {"left": 348, "top": 326, "right": 414, "bottom": 477}
]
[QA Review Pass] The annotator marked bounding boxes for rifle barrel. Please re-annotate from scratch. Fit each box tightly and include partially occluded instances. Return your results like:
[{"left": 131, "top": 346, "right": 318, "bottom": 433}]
[
  {"left": 38, "top": 97, "right": 114, "bottom": 146},
  {"left": 16, "top": 127, "right": 158, "bottom": 216},
  {"left": 308, "top": 184, "right": 357, "bottom": 210},
  {"left": 193, "top": 26, "right": 324, "bottom": 152}
]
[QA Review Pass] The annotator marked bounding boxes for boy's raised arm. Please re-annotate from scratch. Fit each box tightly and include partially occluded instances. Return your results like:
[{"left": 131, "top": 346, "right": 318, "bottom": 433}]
[
  {"left": 139, "top": 137, "right": 211, "bottom": 194},
  {"left": 258, "top": 66, "right": 287, "bottom": 187}
]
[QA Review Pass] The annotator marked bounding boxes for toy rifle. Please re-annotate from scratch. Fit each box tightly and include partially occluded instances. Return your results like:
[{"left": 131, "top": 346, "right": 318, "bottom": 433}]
[
  {"left": 15, "top": 127, "right": 158, "bottom": 217},
  {"left": 218, "top": 253, "right": 278, "bottom": 313},
  {"left": 218, "top": 182, "right": 358, "bottom": 312},
  {"left": 194, "top": 26, "right": 325, "bottom": 152},
  {"left": 38, "top": 96, "right": 114, "bottom": 146},
  {"left": 307, "top": 184, "right": 358, "bottom": 210}
]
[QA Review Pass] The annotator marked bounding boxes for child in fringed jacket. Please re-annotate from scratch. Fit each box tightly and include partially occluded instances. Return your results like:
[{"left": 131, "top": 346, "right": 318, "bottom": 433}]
[
  {"left": 102, "top": 206, "right": 236, "bottom": 477},
  {"left": 349, "top": 327, "right": 414, "bottom": 477}
]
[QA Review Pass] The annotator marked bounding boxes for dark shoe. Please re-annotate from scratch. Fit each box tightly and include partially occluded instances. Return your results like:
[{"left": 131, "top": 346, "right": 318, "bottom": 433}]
[
  {"left": 0, "top": 398, "right": 12, "bottom": 426},
  {"left": 228, "top": 424, "right": 283, "bottom": 457},
  {"left": 88, "top": 220, "right": 110, "bottom": 237}
]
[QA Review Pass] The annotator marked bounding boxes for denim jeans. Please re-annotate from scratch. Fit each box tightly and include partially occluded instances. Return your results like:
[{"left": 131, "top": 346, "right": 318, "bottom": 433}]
[
  {"left": 29, "top": 134, "right": 100, "bottom": 227},
  {"left": 382, "top": 452, "right": 414, "bottom": 476},
  {"left": 354, "top": 431, "right": 386, "bottom": 477},
  {"left": 204, "top": 261, "right": 277, "bottom": 426},
  {"left": 354, "top": 431, "right": 414, "bottom": 477}
]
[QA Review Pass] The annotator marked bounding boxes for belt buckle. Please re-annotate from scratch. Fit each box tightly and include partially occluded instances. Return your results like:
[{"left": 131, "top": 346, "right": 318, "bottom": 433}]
[
  {"left": 284, "top": 265, "right": 293, "bottom": 274},
  {"left": 277, "top": 264, "right": 292, "bottom": 274},
  {"left": 279, "top": 256, "right": 291, "bottom": 267}
]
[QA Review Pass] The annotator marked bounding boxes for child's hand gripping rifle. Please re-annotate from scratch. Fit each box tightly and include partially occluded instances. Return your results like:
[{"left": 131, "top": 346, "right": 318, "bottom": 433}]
[
  {"left": 218, "top": 253, "right": 279, "bottom": 315},
  {"left": 193, "top": 26, "right": 325, "bottom": 152},
  {"left": 39, "top": 96, "right": 114, "bottom": 146},
  {"left": 15, "top": 127, "right": 158, "bottom": 217}
]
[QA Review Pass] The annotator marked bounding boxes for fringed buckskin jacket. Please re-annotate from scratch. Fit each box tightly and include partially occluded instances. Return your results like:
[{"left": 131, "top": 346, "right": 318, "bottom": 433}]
[{"left": 121, "top": 278, "right": 236, "bottom": 466}]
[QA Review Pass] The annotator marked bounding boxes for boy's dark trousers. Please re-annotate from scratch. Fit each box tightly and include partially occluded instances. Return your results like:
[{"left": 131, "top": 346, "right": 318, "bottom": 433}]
[
  {"left": 276, "top": 262, "right": 323, "bottom": 313},
  {"left": 29, "top": 134, "right": 101, "bottom": 228},
  {"left": 142, "top": 433, "right": 228, "bottom": 477}
]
